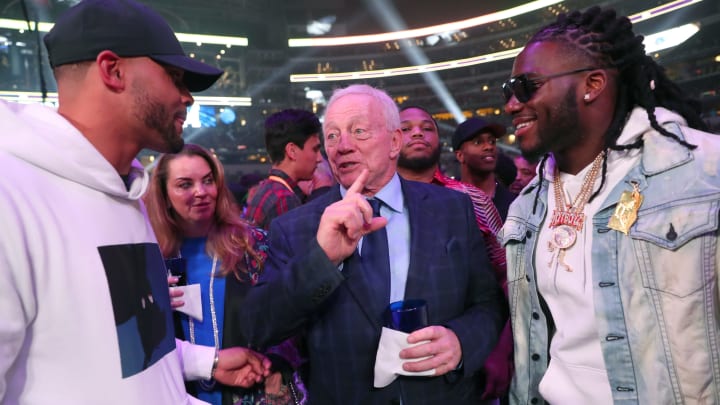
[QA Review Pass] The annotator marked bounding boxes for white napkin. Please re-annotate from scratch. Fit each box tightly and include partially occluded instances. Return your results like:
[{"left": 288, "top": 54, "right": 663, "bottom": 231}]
[
  {"left": 373, "top": 327, "right": 436, "bottom": 388},
  {"left": 171, "top": 283, "right": 203, "bottom": 321}
]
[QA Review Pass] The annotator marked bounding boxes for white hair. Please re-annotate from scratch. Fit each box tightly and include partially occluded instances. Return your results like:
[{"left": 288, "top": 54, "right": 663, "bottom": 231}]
[{"left": 325, "top": 84, "right": 400, "bottom": 131}]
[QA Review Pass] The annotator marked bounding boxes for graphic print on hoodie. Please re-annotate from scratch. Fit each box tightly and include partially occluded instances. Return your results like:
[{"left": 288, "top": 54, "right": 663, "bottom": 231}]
[{"left": 99, "top": 243, "right": 175, "bottom": 378}]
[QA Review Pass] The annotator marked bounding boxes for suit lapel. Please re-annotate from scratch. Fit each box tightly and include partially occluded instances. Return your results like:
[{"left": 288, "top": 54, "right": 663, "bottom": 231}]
[{"left": 402, "top": 180, "right": 435, "bottom": 300}]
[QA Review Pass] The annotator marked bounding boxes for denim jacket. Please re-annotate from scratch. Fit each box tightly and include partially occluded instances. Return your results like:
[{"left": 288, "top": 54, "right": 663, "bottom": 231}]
[{"left": 500, "top": 109, "right": 720, "bottom": 405}]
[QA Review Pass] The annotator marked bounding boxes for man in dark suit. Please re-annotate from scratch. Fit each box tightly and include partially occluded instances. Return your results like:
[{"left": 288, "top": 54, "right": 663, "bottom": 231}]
[{"left": 241, "top": 84, "right": 506, "bottom": 404}]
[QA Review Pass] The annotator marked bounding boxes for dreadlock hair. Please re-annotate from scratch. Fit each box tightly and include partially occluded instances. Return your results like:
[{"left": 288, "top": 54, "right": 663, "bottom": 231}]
[{"left": 528, "top": 6, "right": 708, "bottom": 214}]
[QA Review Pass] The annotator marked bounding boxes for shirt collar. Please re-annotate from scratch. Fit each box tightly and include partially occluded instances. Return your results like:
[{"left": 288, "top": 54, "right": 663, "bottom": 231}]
[
  {"left": 432, "top": 168, "right": 449, "bottom": 186},
  {"left": 339, "top": 172, "right": 405, "bottom": 214},
  {"left": 268, "top": 167, "right": 306, "bottom": 201}
]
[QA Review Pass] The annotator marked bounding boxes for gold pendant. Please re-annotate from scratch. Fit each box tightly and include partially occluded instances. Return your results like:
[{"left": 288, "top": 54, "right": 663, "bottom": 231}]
[
  {"left": 549, "top": 209, "right": 584, "bottom": 231},
  {"left": 547, "top": 214, "right": 581, "bottom": 272},
  {"left": 547, "top": 239, "right": 573, "bottom": 272},
  {"left": 551, "top": 224, "right": 577, "bottom": 249},
  {"left": 608, "top": 182, "right": 643, "bottom": 235}
]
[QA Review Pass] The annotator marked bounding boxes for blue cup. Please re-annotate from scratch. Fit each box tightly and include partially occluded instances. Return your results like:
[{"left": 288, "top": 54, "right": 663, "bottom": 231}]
[{"left": 386, "top": 299, "right": 428, "bottom": 333}]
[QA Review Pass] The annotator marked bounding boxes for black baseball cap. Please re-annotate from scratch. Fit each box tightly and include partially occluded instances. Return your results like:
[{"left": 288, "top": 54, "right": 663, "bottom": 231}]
[
  {"left": 452, "top": 117, "right": 506, "bottom": 150},
  {"left": 43, "top": 0, "right": 223, "bottom": 92}
]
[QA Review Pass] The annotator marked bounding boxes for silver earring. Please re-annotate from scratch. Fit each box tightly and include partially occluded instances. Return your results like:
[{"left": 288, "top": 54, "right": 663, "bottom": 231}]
[{"left": 583, "top": 93, "right": 590, "bottom": 101}]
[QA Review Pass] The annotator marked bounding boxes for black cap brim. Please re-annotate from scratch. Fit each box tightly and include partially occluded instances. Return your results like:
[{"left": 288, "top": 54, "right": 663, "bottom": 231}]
[
  {"left": 151, "top": 54, "right": 223, "bottom": 92},
  {"left": 484, "top": 123, "right": 506, "bottom": 138},
  {"left": 452, "top": 119, "right": 507, "bottom": 150}
]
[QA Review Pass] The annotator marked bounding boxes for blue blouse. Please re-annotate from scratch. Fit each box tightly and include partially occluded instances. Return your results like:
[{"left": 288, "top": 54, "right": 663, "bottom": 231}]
[{"left": 180, "top": 237, "right": 226, "bottom": 405}]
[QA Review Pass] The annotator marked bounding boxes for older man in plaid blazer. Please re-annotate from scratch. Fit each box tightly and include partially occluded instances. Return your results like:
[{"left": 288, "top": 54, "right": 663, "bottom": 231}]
[{"left": 241, "top": 84, "right": 506, "bottom": 405}]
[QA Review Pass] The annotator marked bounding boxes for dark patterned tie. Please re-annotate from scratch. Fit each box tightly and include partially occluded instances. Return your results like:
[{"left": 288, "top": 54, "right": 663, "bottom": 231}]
[{"left": 362, "top": 198, "right": 391, "bottom": 302}]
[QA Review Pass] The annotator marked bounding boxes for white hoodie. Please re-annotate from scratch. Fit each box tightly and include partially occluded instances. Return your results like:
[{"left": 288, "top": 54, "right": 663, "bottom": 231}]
[{"left": 0, "top": 100, "right": 211, "bottom": 404}]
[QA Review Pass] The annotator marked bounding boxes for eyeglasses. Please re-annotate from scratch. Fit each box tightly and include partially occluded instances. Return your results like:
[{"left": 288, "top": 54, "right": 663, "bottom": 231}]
[{"left": 502, "top": 67, "right": 601, "bottom": 103}]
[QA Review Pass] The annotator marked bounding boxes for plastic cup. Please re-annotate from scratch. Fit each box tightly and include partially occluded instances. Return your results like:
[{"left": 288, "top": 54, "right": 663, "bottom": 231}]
[{"left": 386, "top": 299, "right": 428, "bottom": 333}]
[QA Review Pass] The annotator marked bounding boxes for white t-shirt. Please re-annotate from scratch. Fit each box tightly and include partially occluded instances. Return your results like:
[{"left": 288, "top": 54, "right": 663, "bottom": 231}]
[{"left": 535, "top": 145, "right": 641, "bottom": 404}]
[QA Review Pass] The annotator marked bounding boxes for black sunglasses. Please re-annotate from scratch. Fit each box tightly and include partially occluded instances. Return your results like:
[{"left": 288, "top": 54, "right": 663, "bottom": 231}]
[{"left": 502, "top": 67, "right": 601, "bottom": 103}]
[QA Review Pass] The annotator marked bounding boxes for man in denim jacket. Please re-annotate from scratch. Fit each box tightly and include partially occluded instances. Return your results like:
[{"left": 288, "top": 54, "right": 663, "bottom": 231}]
[{"left": 500, "top": 6, "right": 720, "bottom": 405}]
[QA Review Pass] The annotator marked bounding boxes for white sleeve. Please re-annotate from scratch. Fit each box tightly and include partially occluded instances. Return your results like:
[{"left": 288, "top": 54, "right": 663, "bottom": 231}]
[
  {"left": 0, "top": 187, "right": 36, "bottom": 401},
  {"left": 175, "top": 339, "right": 215, "bottom": 381}
]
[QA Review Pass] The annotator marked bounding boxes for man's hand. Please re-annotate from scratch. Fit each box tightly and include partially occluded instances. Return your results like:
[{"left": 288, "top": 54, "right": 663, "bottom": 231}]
[
  {"left": 213, "top": 347, "right": 271, "bottom": 388},
  {"left": 263, "top": 371, "right": 284, "bottom": 395},
  {"left": 317, "top": 169, "right": 387, "bottom": 264},
  {"left": 399, "top": 325, "right": 462, "bottom": 376},
  {"left": 481, "top": 321, "right": 514, "bottom": 399}
]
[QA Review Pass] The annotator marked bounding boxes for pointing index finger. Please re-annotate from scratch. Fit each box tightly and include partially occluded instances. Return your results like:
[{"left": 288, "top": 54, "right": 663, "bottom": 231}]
[{"left": 345, "top": 168, "right": 369, "bottom": 198}]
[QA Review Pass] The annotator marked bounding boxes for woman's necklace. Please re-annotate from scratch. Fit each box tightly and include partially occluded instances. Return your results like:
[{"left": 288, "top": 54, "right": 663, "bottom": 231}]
[
  {"left": 188, "top": 254, "right": 219, "bottom": 391},
  {"left": 547, "top": 152, "right": 604, "bottom": 272}
]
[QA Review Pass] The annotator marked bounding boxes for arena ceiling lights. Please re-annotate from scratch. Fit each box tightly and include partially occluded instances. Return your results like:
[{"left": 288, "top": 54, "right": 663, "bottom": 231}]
[
  {"left": 0, "top": 19, "right": 248, "bottom": 47},
  {"left": 0, "top": 91, "right": 251, "bottom": 107},
  {"left": 290, "top": 48, "right": 522, "bottom": 83},
  {"left": 289, "top": 0, "right": 705, "bottom": 83},
  {"left": 193, "top": 96, "right": 252, "bottom": 107},
  {"left": 643, "top": 23, "right": 699, "bottom": 53},
  {"left": 0, "top": 19, "right": 55, "bottom": 32},
  {"left": 288, "top": 0, "right": 564, "bottom": 47}
]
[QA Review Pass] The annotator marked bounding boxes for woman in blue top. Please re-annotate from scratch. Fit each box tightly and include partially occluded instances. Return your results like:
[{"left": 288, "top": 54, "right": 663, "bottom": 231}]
[{"left": 146, "top": 144, "right": 305, "bottom": 405}]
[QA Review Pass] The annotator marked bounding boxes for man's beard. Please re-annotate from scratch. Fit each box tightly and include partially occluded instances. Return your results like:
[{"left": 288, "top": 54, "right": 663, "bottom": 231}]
[
  {"left": 132, "top": 82, "right": 184, "bottom": 153},
  {"left": 398, "top": 145, "right": 441, "bottom": 172},
  {"left": 522, "top": 86, "right": 580, "bottom": 161}
]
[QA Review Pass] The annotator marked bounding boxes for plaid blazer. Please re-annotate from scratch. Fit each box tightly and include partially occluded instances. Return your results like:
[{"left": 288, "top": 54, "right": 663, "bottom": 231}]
[{"left": 241, "top": 178, "right": 507, "bottom": 405}]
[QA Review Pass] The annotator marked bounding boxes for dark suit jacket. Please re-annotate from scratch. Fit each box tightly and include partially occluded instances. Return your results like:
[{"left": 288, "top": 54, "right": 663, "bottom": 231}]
[{"left": 241, "top": 177, "right": 507, "bottom": 405}]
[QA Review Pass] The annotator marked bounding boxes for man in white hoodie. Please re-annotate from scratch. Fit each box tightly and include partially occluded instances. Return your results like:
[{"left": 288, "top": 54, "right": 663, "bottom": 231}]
[{"left": 0, "top": 0, "right": 269, "bottom": 403}]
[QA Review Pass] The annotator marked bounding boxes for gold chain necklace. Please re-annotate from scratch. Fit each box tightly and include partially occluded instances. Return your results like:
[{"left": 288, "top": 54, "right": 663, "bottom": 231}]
[
  {"left": 547, "top": 152, "right": 604, "bottom": 272},
  {"left": 189, "top": 254, "right": 219, "bottom": 390}
]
